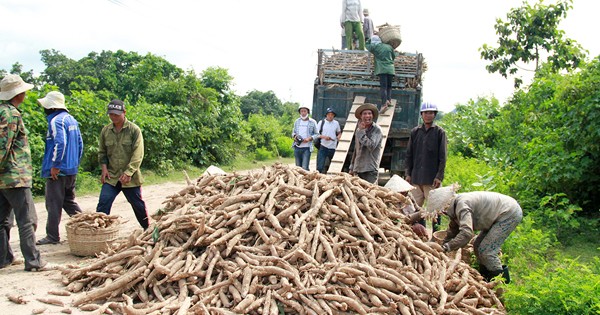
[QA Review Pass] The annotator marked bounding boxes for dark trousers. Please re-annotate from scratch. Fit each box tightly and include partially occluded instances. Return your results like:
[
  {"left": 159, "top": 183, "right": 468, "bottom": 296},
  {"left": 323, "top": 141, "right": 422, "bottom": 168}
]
[
  {"left": 96, "top": 183, "right": 149, "bottom": 229},
  {"left": 45, "top": 175, "right": 82, "bottom": 241},
  {"left": 378, "top": 74, "right": 394, "bottom": 105},
  {"left": 0, "top": 188, "right": 43, "bottom": 270},
  {"left": 357, "top": 170, "right": 378, "bottom": 184},
  {"left": 317, "top": 147, "right": 336, "bottom": 174}
]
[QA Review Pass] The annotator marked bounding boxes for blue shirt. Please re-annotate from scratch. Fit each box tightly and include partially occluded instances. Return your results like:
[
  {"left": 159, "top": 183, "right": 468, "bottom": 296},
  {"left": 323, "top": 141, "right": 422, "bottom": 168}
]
[{"left": 41, "top": 110, "right": 83, "bottom": 178}]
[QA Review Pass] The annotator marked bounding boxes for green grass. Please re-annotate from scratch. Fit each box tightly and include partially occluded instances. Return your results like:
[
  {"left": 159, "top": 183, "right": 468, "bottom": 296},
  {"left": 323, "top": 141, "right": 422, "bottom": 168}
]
[{"left": 559, "top": 230, "right": 600, "bottom": 264}]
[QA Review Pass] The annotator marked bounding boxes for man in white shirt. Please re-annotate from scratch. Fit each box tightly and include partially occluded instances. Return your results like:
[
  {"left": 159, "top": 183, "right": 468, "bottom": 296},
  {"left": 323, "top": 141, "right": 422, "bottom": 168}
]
[
  {"left": 316, "top": 108, "right": 342, "bottom": 174},
  {"left": 292, "top": 106, "right": 318, "bottom": 171}
]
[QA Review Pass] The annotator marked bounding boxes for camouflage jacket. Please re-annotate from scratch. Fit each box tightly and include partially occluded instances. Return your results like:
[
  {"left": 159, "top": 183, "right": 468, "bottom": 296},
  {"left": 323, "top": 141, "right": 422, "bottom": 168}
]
[{"left": 0, "top": 103, "right": 33, "bottom": 188}]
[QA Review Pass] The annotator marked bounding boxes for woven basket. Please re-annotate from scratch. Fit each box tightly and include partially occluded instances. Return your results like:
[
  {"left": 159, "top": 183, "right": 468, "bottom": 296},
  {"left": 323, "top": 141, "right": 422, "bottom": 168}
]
[
  {"left": 378, "top": 25, "right": 401, "bottom": 49},
  {"left": 67, "top": 224, "right": 120, "bottom": 257}
]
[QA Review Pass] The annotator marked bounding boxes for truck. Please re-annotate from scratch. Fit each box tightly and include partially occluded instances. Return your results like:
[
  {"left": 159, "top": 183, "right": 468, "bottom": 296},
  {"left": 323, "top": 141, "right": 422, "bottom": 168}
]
[{"left": 311, "top": 48, "right": 426, "bottom": 177}]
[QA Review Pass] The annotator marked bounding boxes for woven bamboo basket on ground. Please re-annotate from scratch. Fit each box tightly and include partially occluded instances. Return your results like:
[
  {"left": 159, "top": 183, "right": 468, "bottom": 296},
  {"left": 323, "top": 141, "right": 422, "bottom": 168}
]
[
  {"left": 378, "top": 25, "right": 401, "bottom": 49},
  {"left": 66, "top": 224, "right": 120, "bottom": 257}
]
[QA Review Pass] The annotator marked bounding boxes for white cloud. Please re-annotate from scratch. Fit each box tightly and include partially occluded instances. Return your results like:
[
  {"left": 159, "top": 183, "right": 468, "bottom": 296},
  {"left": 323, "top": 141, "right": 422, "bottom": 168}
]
[{"left": 1, "top": 0, "right": 598, "bottom": 113}]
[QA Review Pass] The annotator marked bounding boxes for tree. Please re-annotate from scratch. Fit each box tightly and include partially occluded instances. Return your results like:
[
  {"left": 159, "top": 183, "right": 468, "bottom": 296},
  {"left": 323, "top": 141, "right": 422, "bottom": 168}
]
[
  {"left": 239, "top": 90, "right": 284, "bottom": 119},
  {"left": 479, "top": 0, "right": 587, "bottom": 87}
]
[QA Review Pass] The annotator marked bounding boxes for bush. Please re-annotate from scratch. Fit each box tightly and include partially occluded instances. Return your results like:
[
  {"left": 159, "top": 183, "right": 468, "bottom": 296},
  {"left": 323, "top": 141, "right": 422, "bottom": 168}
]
[
  {"left": 504, "top": 257, "right": 600, "bottom": 315},
  {"left": 501, "top": 216, "right": 600, "bottom": 314},
  {"left": 276, "top": 136, "right": 294, "bottom": 158},
  {"left": 444, "top": 154, "right": 509, "bottom": 194},
  {"left": 254, "top": 147, "right": 273, "bottom": 161}
]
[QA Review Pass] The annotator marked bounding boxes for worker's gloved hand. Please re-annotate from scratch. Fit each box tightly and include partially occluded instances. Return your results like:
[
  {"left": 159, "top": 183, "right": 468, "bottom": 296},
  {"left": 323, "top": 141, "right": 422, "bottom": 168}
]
[{"left": 411, "top": 223, "right": 427, "bottom": 238}]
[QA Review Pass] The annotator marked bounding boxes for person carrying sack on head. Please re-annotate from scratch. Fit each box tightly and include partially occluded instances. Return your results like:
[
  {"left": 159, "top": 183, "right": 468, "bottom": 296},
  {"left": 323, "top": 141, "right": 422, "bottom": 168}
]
[{"left": 316, "top": 108, "right": 341, "bottom": 174}]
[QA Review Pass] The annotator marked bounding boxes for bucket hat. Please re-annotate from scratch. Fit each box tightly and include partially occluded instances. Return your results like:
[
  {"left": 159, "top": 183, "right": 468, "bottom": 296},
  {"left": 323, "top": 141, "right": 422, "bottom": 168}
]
[
  {"left": 0, "top": 74, "right": 34, "bottom": 100},
  {"left": 355, "top": 103, "right": 379, "bottom": 120},
  {"left": 38, "top": 91, "right": 68, "bottom": 111},
  {"left": 325, "top": 107, "right": 336, "bottom": 117},
  {"left": 297, "top": 105, "right": 310, "bottom": 114}
]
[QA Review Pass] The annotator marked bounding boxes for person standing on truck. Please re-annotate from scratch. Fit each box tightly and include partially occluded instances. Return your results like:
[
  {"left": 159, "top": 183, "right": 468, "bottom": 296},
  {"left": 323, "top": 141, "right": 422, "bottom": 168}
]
[
  {"left": 404, "top": 102, "right": 447, "bottom": 232},
  {"left": 341, "top": 0, "right": 365, "bottom": 50},
  {"left": 349, "top": 103, "right": 382, "bottom": 184},
  {"left": 362, "top": 8, "right": 374, "bottom": 41},
  {"left": 316, "top": 108, "right": 342, "bottom": 174},
  {"left": 366, "top": 35, "right": 397, "bottom": 114},
  {"left": 292, "top": 105, "right": 318, "bottom": 171}
]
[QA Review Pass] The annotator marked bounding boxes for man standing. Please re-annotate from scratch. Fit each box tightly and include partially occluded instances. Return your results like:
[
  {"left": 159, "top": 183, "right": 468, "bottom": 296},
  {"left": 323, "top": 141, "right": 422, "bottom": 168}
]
[
  {"left": 0, "top": 74, "right": 45, "bottom": 271},
  {"left": 292, "top": 105, "right": 318, "bottom": 171},
  {"left": 362, "top": 8, "right": 374, "bottom": 41},
  {"left": 405, "top": 102, "right": 448, "bottom": 231},
  {"left": 36, "top": 91, "right": 83, "bottom": 245},
  {"left": 349, "top": 103, "right": 382, "bottom": 184},
  {"left": 96, "top": 100, "right": 148, "bottom": 229},
  {"left": 341, "top": 0, "right": 365, "bottom": 50},
  {"left": 316, "top": 108, "right": 342, "bottom": 174}
]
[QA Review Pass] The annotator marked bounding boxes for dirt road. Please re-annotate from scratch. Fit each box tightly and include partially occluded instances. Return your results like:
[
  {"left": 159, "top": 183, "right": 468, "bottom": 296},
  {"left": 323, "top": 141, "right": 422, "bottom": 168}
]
[{"left": 0, "top": 180, "right": 188, "bottom": 314}]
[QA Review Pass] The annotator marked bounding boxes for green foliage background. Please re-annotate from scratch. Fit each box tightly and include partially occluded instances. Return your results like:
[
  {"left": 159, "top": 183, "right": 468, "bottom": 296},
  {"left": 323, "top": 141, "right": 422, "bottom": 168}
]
[{"left": 3, "top": 50, "right": 299, "bottom": 195}]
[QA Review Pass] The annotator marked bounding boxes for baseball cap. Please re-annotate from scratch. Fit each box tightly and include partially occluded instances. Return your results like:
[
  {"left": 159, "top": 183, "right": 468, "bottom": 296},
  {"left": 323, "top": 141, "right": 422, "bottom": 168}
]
[{"left": 107, "top": 99, "right": 125, "bottom": 114}]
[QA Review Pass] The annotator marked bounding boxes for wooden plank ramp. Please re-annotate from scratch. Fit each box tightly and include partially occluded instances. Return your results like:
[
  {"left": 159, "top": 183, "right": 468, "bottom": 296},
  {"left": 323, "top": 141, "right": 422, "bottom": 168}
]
[
  {"left": 327, "top": 96, "right": 365, "bottom": 174},
  {"left": 377, "top": 99, "right": 397, "bottom": 163},
  {"left": 328, "top": 97, "right": 396, "bottom": 174}
]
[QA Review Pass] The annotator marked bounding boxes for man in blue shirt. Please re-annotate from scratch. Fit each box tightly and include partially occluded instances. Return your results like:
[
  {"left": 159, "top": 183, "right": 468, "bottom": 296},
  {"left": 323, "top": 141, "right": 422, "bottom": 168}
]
[{"left": 36, "top": 91, "right": 83, "bottom": 245}]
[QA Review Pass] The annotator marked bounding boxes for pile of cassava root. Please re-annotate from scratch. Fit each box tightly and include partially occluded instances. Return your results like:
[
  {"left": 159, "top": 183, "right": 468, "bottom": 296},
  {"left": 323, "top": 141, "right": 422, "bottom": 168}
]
[
  {"left": 61, "top": 163, "right": 505, "bottom": 314},
  {"left": 65, "top": 212, "right": 120, "bottom": 230}
]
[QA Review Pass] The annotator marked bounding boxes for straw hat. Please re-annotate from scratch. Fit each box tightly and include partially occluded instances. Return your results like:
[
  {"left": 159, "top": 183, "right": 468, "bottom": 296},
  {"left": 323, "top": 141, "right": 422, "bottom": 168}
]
[
  {"left": 38, "top": 91, "right": 68, "bottom": 111},
  {"left": 355, "top": 103, "right": 379, "bottom": 120},
  {"left": 384, "top": 174, "right": 415, "bottom": 193},
  {"left": 0, "top": 74, "right": 34, "bottom": 100}
]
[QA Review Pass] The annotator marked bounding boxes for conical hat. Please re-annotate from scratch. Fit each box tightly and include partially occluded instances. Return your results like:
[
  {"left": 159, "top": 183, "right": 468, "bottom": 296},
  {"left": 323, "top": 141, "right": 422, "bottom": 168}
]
[{"left": 384, "top": 174, "right": 415, "bottom": 193}]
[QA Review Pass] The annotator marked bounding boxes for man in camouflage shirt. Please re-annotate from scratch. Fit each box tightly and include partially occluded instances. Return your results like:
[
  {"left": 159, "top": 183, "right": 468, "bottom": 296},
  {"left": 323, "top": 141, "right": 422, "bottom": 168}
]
[
  {"left": 96, "top": 100, "right": 148, "bottom": 229},
  {"left": 0, "top": 74, "right": 45, "bottom": 271}
]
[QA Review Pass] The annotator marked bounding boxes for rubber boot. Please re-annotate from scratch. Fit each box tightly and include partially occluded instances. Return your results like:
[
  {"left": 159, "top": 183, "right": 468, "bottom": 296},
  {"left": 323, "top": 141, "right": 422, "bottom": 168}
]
[
  {"left": 502, "top": 265, "right": 511, "bottom": 284},
  {"left": 478, "top": 265, "right": 490, "bottom": 280},
  {"left": 486, "top": 268, "right": 503, "bottom": 282}
]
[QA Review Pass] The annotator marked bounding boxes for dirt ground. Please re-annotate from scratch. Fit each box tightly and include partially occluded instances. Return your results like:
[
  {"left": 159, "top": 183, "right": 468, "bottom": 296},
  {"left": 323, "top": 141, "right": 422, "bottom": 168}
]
[{"left": 0, "top": 180, "right": 188, "bottom": 314}]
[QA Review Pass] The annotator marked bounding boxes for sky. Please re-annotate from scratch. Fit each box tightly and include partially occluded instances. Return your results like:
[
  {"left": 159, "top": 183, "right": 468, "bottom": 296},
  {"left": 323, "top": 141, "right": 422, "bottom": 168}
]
[{"left": 1, "top": 0, "right": 599, "bottom": 113}]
